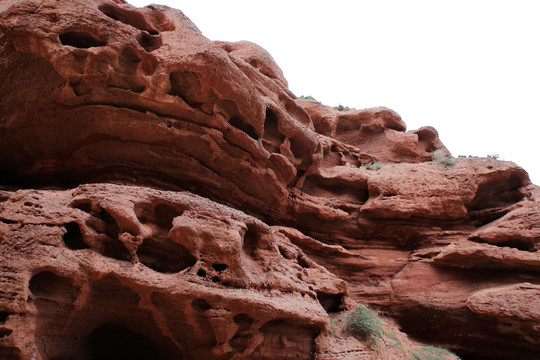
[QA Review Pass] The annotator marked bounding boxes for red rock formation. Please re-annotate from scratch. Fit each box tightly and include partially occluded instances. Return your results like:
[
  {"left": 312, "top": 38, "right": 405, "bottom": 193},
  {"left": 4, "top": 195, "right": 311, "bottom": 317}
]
[{"left": 0, "top": 1, "right": 538, "bottom": 359}]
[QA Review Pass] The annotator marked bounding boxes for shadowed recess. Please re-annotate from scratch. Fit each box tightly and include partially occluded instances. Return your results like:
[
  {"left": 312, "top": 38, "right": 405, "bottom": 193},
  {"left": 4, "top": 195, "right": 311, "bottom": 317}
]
[
  {"left": 229, "top": 116, "right": 259, "bottom": 140},
  {"left": 316, "top": 291, "right": 342, "bottom": 313},
  {"left": 466, "top": 172, "right": 527, "bottom": 226},
  {"left": 59, "top": 32, "right": 106, "bottom": 48},
  {"left": 137, "top": 31, "right": 162, "bottom": 52},
  {"left": 29, "top": 271, "right": 76, "bottom": 300},
  {"left": 98, "top": 3, "right": 158, "bottom": 33},
  {"left": 87, "top": 323, "right": 160, "bottom": 360},
  {"left": 467, "top": 173, "right": 526, "bottom": 212},
  {"left": 262, "top": 108, "right": 285, "bottom": 153},
  {"left": 138, "top": 238, "right": 196, "bottom": 273},
  {"left": 0, "top": 329, "right": 12, "bottom": 339},
  {"left": 135, "top": 203, "right": 196, "bottom": 273},
  {"left": 63, "top": 222, "right": 89, "bottom": 250},
  {"left": 97, "top": 209, "right": 131, "bottom": 261},
  {"left": 168, "top": 70, "right": 205, "bottom": 108},
  {"left": 0, "top": 312, "right": 10, "bottom": 322},
  {"left": 242, "top": 223, "right": 259, "bottom": 258},
  {"left": 302, "top": 175, "right": 369, "bottom": 204}
]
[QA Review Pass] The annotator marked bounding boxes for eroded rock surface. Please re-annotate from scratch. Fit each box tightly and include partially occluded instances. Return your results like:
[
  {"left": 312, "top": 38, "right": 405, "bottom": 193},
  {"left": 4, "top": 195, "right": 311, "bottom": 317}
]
[{"left": 0, "top": 1, "right": 538, "bottom": 359}]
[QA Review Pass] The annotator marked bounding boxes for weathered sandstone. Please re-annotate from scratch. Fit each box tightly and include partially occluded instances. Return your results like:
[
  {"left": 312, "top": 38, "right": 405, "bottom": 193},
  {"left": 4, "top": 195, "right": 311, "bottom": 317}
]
[{"left": 0, "top": 0, "right": 538, "bottom": 359}]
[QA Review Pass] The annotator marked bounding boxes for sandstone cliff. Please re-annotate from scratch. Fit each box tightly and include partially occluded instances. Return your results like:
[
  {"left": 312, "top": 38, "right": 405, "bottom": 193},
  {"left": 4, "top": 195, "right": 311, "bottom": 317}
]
[{"left": 0, "top": 1, "right": 538, "bottom": 359}]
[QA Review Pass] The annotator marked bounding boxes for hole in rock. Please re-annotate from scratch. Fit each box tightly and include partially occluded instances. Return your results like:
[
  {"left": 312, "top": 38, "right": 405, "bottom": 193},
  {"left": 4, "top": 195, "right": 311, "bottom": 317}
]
[
  {"left": 262, "top": 108, "right": 285, "bottom": 153},
  {"left": 99, "top": 209, "right": 120, "bottom": 239},
  {"left": 289, "top": 137, "right": 313, "bottom": 170},
  {"left": 278, "top": 245, "right": 295, "bottom": 260},
  {"left": 136, "top": 203, "right": 194, "bottom": 273},
  {"left": 30, "top": 273, "right": 183, "bottom": 360},
  {"left": 302, "top": 175, "right": 369, "bottom": 204},
  {"left": 0, "top": 328, "right": 12, "bottom": 339},
  {"left": 297, "top": 255, "right": 311, "bottom": 268},
  {"left": 211, "top": 276, "right": 220, "bottom": 283},
  {"left": 107, "top": 47, "right": 146, "bottom": 92},
  {"left": 289, "top": 137, "right": 306, "bottom": 160},
  {"left": 98, "top": 4, "right": 158, "bottom": 33},
  {"left": 211, "top": 263, "right": 228, "bottom": 272},
  {"left": 0, "top": 219, "right": 18, "bottom": 224},
  {"left": 137, "top": 31, "right": 162, "bottom": 52},
  {"left": 137, "top": 238, "right": 196, "bottom": 273},
  {"left": 0, "top": 312, "right": 10, "bottom": 322},
  {"left": 196, "top": 269, "right": 206, "bottom": 277},
  {"left": 154, "top": 203, "right": 183, "bottom": 229},
  {"left": 87, "top": 323, "right": 160, "bottom": 360},
  {"left": 71, "top": 201, "right": 92, "bottom": 213},
  {"left": 471, "top": 236, "right": 536, "bottom": 252},
  {"left": 63, "top": 222, "right": 89, "bottom": 250},
  {"left": 336, "top": 117, "right": 361, "bottom": 135},
  {"left": 96, "top": 209, "right": 131, "bottom": 261},
  {"left": 233, "top": 313, "right": 254, "bottom": 333},
  {"left": 168, "top": 70, "right": 205, "bottom": 108},
  {"left": 229, "top": 116, "right": 259, "bottom": 140},
  {"left": 118, "top": 46, "right": 142, "bottom": 72},
  {"left": 242, "top": 224, "right": 259, "bottom": 258},
  {"left": 466, "top": 173, "right": 526, "bottom": 225},
  {"left": 316, "top": 292, "right": 342, "bottom": 313},
  {"left": 191, "top": 299, "right": 211, "bottom": 312},
  {"left": 501, "top": 239, "right": 536, "bottom": 252},
  {"left": 60, "top": 32, "right": 106, "bottom": 48},
  {"left": 29, "top": 271, "right": 76, "bottom": 300}
]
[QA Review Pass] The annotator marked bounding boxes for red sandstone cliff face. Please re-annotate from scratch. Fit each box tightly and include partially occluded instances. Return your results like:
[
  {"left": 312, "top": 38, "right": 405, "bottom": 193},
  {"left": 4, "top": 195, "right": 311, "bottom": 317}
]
[{"left": 0, "top": 1, "right": 538, "bottom": 359}]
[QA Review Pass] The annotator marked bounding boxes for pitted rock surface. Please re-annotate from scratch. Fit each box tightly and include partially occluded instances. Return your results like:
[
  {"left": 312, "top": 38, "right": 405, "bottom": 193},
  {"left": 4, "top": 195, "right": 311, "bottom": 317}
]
[{"left": 0, "top": 1, "right": 538, "bottom": 359}]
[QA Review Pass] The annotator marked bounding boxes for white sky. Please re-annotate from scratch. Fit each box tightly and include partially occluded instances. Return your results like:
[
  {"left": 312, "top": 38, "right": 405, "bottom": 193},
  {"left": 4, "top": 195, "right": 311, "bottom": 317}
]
[{"left": 128, "top": 0, "right": 539, "bottom": 185}]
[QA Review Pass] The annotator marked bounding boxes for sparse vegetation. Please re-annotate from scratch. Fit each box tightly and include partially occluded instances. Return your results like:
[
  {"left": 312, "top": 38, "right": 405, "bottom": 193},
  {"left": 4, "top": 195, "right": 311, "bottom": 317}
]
[
  {"left": 329, "top": 318, "right": 337, "bottom": 336},
  {"left": 409, "top": 345, "right": 459, "bottom": 360},
  {"left": 299, "top": 95, "right": 318, "bottom": 101},
  {"left": 346, "top": 304, "right": 383, "bottom": 346},
  {"left": 432, "top": 149, "right": 456, "bottom": 167},
  {"left": 335, "top": 104, "right": 352, "bottom": 111},
  {"left": 362, "top": 160, "right": 382, "bottom": 170},
  {"left": 487, "top": 153, "right": 499, "bottom": 159}
]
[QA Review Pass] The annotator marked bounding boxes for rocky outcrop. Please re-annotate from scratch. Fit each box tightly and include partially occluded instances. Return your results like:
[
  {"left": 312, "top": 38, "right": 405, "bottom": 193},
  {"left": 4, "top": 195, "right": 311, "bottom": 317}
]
[
  {"left": 0, "top": 1, "right": 538, "bottom": 359},
  {"left": 0, "top": 184, "right": 346, "bottom": 359}
]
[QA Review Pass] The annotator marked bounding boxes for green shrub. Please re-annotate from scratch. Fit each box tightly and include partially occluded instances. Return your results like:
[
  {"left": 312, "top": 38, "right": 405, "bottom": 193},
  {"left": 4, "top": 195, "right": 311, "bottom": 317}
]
[
  {"left": 346, "top": 304, "right": 383, "bottom": 345},
  {"left": 409, "top": 345, "right": 459, "bottom": 360},
  {"left": 299, "top": 95, "right": 317, "bottom": 101},
  {"left": 362, "top": 160, "right": 382, "bottom": 170},
  {"left": 432, "top": 150, "right": 456, "bottom": 167},
  {"left": 335, "top": 104, "right": 352, "bottom": 111}
]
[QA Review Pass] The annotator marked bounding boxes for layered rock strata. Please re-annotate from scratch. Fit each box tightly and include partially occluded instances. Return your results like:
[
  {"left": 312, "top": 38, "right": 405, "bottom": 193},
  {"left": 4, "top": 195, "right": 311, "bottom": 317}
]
[{"left": 0, "top": 1, "right": 538, "bottom": 359}]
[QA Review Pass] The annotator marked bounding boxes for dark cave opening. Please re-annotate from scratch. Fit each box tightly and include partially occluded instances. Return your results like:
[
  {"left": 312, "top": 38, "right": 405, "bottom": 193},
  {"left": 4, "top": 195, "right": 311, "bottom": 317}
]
[{"left": 87, "top": 323, "right": 160, "bottom": 360}]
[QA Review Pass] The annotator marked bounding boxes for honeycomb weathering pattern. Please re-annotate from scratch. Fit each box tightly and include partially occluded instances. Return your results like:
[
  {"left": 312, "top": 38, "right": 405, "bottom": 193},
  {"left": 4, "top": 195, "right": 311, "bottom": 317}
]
[{"left": 0, "top": 1, "right": 539, "bottom": 359}]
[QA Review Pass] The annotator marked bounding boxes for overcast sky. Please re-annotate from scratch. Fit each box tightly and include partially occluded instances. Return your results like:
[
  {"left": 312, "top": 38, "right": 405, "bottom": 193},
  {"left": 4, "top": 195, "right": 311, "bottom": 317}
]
[{"left": 128, "top": 0, "right": 539, "bottom": 185}]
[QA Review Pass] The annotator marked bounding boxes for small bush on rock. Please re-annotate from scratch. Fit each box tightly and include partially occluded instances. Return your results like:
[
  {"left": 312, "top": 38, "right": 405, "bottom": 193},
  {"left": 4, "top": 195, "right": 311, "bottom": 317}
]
[
  {"left": 362, "top": 160, "right": 382, "bottom": 170},
  {"left": 432, "top": 150, "right": 456, "bottom": 167},
  {"left": 346, "top": 304, "right": 383, "bottom": 346}
]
